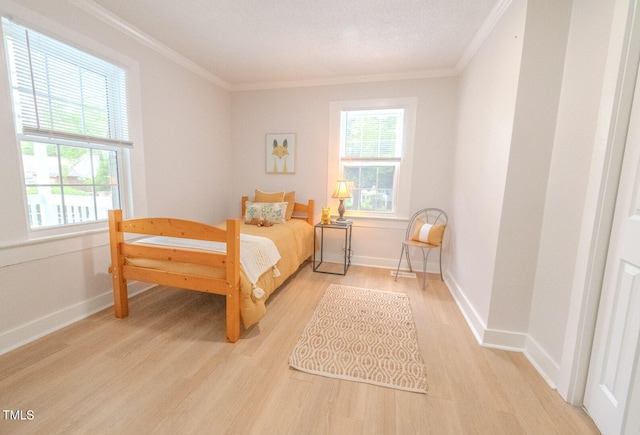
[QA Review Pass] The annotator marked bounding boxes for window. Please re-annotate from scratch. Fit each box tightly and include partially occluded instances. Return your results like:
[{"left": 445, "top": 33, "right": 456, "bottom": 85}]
[
  {"left": 341, "top": 108, "right": 404, "bottom": 213},
  {"left": 329, "top": 98, "right": 416, "bottom": 218},
  {"left": 2, "top": 18, "right": 130, "bottom": 229}
]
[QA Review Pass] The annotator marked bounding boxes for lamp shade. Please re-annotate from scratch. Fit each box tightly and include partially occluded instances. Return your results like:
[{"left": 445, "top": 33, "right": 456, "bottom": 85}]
[{"left": 331, "top": 180, "right": 352, "bottom": 199}]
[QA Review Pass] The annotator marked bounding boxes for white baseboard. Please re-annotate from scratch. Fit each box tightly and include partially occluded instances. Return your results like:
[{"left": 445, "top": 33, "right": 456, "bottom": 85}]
[
  {"left": 443, "top": 272, "right": 485, "bottom": 344},
  {"left": 481, "top": 328, "right": 527, "bottom": 351},
  {"left": 523, "top": 335, "right": 559, "bottom": 389},
  {"left": 444, "top": 271, "right": 559, "bottom": 389},
  {"left": 0, "top": 281, "right": 154, "bottom": 356}
]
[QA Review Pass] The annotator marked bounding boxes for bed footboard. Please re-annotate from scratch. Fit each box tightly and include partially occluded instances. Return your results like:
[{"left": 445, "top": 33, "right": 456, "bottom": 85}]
[{"left": 108, "top": 210, "right": 241, "bottom": 342}]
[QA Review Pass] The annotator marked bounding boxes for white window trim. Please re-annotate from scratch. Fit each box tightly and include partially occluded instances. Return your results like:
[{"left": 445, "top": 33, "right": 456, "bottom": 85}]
[
  {"left": 0, "top": 7, "right": 146, "bottom": 247},
  {"left": 328, "top": 97, "right": 417, "bottom": 219}
]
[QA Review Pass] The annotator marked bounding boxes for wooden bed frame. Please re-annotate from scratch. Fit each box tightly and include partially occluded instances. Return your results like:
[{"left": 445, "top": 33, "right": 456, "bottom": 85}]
[{"left": 108, "top": 198, "right": 314, "bottom": 343}]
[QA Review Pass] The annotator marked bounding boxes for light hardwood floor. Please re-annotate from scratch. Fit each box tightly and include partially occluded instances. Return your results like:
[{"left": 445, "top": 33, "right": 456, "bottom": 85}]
[{"left": 0, "top": 264, "right": 599, "bottom": 434}]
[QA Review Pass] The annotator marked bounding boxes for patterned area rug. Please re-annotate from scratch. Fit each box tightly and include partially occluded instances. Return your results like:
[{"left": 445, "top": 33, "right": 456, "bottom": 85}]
[{"left": 289, "top": 284, "right": 428, "bottom": 393}]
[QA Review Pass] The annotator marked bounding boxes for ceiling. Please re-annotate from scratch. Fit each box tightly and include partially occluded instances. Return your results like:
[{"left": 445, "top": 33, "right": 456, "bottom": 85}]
[{"left": 84, "top": 0, "right": 502, "bottom": 90}]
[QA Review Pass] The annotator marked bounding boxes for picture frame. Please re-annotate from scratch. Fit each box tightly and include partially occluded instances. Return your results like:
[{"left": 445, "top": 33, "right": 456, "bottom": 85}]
[{"left": 266, "top": 133, "right": 295, "bottom": 174}]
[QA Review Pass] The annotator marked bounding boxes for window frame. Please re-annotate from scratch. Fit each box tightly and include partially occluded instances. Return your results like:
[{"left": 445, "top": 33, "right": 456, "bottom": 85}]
[
  {"left": 1, "top": 16, "right": 134, "bottom": 236},
  {"left": 340, "top": 107, "right": 405, "bottom": 214},
  {"left": 328, "top": 97, "right": 417, "bottom": 220}
]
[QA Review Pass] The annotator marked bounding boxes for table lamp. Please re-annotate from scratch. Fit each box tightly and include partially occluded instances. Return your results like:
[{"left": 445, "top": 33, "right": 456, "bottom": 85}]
[{"left": 331, "top": 180, "right": 352, "bottom": 221}]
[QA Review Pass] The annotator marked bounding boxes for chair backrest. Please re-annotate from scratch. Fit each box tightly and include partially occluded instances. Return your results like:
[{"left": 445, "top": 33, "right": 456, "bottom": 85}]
[{"left": 405, "top": 208, "right": 448, "bottom": 240}]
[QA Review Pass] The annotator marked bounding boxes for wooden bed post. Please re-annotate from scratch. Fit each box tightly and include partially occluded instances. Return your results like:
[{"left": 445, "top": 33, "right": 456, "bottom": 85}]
[
  {"left": 225, "top": 218, "right": 241, "bottom": 343},
  {"left": 241, "top": 196, "right": 248, "bottom": 217},
  {"left": 108, "top": 209, "right": 129, "bottom": 318},
  {"left": 307, "top": 199, "right": 315, "bottom": 225}
]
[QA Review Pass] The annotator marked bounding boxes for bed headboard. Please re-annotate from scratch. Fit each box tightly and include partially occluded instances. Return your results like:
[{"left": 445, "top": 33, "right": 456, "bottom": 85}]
[{"left": 241, "top": 196, "right": 314, "bottom": 226}]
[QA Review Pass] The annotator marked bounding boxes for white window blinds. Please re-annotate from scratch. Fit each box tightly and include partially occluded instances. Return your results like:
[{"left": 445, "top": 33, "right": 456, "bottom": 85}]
[
  {"left": 2, "top": 17, "right": 131, "bottom": 147},
  {"left": 342, "top": 109, "right": 403, "bottom": 159}
]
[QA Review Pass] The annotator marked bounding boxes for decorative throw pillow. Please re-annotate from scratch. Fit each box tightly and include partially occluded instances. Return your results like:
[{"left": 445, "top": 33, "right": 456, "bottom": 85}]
[
  {"left": 255, "top": 189, "right": 295, "bottom": 220},
  {"left": 244, "top": 201, "right": 287, "bottom": 224},
  {"left": 255, "top": 189, "right": 285, "bottom": 203},
  {"left": 411, "top": 219, "right": 445, "bottom": 246}
]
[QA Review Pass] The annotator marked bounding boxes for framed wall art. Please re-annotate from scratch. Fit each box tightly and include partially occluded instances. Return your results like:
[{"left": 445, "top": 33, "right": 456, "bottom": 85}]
[{"left": 266, "top": 133, "right": 295, "bottom": 174}]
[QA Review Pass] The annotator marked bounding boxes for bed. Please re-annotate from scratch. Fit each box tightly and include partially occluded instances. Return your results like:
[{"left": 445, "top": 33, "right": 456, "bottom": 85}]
[{"left": 108, "top": 195, "right": 315, "bottom": 342}]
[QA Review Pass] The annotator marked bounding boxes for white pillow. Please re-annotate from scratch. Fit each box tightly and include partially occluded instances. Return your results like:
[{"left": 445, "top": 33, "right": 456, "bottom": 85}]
[{"left": 244, "top": 201, "right": 287, "bottom": 224}]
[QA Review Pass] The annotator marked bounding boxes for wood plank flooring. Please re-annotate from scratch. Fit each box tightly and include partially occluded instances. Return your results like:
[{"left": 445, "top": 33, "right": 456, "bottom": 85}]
[{"left": 0, "top": 264, "right": 599, "bottom": 434}]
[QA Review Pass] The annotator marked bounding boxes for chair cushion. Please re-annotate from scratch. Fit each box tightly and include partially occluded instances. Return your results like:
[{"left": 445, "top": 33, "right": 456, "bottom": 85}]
[{"left": 411, "top": 219, "right": 445, "bottom": 246}]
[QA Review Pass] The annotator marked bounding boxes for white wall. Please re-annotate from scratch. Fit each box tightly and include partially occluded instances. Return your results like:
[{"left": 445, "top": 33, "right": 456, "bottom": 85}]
[
  {"left": 230, "top": 78, "right": 457, "bottom": 269},
  {"left": 489, "top": 0, "right": 571, "bottom": 337},
  {"left": 450, "top": 0, "right": 624, "bottom": 396},
  {"left": 533, "top": 0, "right": 619, "bottom": 392},
  {"left": 447, "top": 0, "right": 578, "bottom": 369},
  {"left": 0, "top": 0, "right": 232, "bottom": 354},
  {"left": 448, "top": 0, "right": 526, "bottom": 332},
  {"left": 138, "top": 56, "right": 232, "bottom": 223}
]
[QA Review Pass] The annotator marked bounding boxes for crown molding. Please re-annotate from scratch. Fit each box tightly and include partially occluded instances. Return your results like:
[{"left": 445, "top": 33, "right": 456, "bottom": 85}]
[
  {"left": 67, "top": 0, "right": 231, "bottom": 90},
  {"left": 456, "top": 0, "right": 513, "bottom": 72},
  {"left": 230, "top": 68, "right": 459, "bottom": 91},
  {"left": 67, "top": 0, "right": 509, "bottom": 92}
]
